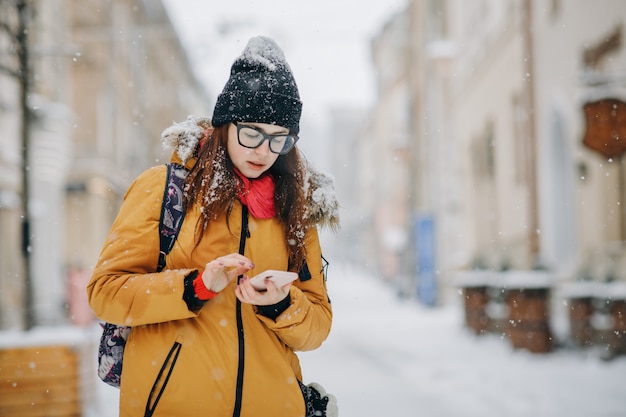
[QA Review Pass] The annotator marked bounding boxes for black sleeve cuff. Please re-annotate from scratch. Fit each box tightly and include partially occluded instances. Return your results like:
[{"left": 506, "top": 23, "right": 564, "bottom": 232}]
[
  {"left": 183, "top": 270, "right": 207, "bottom": 312},
  {"left": 256, "top": 294, "right": 291, "bottom": 321}
]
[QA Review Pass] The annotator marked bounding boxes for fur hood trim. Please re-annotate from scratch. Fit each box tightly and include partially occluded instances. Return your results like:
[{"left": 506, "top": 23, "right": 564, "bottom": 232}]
[
  {"left": 161, "top": 115, "right": 211, "bottom": 164},
  {"left": 302, "top": 162, "right": 340, "bottom": 231}
]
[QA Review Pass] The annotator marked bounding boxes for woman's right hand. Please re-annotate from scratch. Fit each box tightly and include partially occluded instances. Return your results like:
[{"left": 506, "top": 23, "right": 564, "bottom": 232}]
[{"left": 202, "top": 254, "right": 255, "bottom": 293}]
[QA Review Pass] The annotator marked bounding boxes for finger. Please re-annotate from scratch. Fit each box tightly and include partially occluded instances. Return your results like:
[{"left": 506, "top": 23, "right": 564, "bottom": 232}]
[
  {"left": 263, "top": 279, "right": 291, "bottom": 295},
  {"left": 223, "top": 260, "right": 255, "bottom": 272},
  {"left": 236, "top": 276, "right": 258, "bottom": 302},
  {"left": 221, "top": 253, "right": 254, "bottom": 268},
  {"left": 234, "top": 284, "right": 246, "bottom": 302},
  {"left": 243, "top": 276, "right": 269, "bottom": 299},
  {"left": 235, "top": 284, "right": 255, "bottom": 304},
  {"left": 205, "top": 259, "right": 225, "bottom": 271},
  {"left": 206, "top": 256, "right": 254, "bottom": 275},
  {"left": 243, "top": 278, "right": 288, "bottom": 306},
  {"left": 204, "top": 257, "right": 252, "bottom": 291},
  {"left": 227, "top": 266, "right": 252, "bottom": 282},
  {"left": 237, "top": 275, "right": 254, "bottom": 293},
  {"left": 213, "top": 259, "right": 250, "bottom": 271},
  {"left": 264, "top": 278, "right": 278, "bottom": 293}
]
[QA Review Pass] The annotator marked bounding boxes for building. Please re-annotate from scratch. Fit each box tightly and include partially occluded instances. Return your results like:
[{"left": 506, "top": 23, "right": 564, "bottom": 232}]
[
  {"left": 0, "top": 0, "right": 209, "bottom": 329},
  {"left": 367, "top": 0, "right": 626, "bottom": 310}
]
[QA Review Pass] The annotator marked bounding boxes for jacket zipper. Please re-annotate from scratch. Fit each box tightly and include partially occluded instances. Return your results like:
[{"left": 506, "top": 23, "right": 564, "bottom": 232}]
[
  {"left": 233, "top": 205, "right": 249, "bottom": 417},
  {"left": 143, "top": 205, "right": 249, "bottom": 417}
]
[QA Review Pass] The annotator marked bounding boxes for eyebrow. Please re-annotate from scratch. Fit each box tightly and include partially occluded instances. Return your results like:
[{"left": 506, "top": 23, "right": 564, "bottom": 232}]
[{"left": 241, "top": 123, "right": 289, "bottom": 135}]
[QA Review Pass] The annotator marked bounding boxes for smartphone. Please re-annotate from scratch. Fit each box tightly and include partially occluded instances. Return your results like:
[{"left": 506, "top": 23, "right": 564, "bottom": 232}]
[{"left": 249, "top": 270, "right": 298, "bottom": 291}]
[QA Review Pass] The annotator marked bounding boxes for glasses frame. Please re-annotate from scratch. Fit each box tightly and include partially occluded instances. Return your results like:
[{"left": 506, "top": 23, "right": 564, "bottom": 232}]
[{"left": 234, "top": 123, "right": 299, "bottom": 155}]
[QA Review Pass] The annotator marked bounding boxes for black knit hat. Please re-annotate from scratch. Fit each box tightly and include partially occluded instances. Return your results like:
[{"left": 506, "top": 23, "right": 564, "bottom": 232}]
[{"left": 211, "top": 36, "right": 302, "bottom": 135}]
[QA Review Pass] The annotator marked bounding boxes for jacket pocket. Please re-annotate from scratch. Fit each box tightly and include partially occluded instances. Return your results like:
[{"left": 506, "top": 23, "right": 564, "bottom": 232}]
[{"left": 144, "top": 341, "right": 182, "bottom": 417}]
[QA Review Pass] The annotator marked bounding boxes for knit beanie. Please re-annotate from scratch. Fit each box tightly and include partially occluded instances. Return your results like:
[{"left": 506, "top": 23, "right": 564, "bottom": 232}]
[{"left": 211, "top": 36, "right": 302, "bottom": 135}]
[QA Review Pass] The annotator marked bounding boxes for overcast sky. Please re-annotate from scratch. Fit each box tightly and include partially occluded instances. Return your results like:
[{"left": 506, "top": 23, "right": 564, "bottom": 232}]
[{"left": 161, "top": 0, "right": 408, "bottom": 123}]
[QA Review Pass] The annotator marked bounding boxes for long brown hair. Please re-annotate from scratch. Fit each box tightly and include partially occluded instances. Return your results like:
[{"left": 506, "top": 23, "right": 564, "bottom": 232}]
[{"left": 182, "top": 124, "right": 308, "bottom": 271}]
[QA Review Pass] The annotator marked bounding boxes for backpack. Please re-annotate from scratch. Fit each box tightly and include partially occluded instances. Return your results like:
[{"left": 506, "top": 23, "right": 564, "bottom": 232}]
[{"left": 97, "top": 162, "right": 188, "bottom": 388}]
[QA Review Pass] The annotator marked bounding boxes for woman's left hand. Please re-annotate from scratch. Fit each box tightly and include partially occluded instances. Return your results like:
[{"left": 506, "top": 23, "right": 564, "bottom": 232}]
[{"left": 235, "top": 275, "right": 291, "bottom": 306}]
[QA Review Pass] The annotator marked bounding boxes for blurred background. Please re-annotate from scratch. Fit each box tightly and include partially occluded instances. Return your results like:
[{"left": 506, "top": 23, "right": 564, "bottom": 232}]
[{"left": 1, "top": 0, "right": 626, "bottom": 415}]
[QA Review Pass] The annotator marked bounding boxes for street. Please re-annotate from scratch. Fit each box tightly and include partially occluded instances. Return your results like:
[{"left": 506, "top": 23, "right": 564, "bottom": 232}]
[{"left": 299, "top": 265, "right": 626, "bottom": 417}]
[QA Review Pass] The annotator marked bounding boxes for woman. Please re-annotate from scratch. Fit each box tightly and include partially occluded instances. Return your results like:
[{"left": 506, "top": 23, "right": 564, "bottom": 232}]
[{"left": 87, "top": 36, "right": 339, "bottom": 417}]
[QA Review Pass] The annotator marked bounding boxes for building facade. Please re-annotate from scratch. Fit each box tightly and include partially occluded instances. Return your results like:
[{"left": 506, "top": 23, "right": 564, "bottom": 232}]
[
  {"left": 0, "top": 0, "right": 209, "bottom": 329},
  {"left": 364, "top": 0, "right": 626, "bottom": 305}
]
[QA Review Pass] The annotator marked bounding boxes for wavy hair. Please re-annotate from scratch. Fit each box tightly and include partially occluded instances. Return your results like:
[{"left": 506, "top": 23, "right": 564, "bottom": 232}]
[{"left": 182, "top": 124, "right": 308, "bottom": 271}]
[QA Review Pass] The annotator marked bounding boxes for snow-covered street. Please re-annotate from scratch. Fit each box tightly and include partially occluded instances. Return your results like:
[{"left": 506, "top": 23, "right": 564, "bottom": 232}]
[
  {"left": 298, "top": 265, "right": 626, "bottom": 417},
  {"left": 89, "top": 265, "right": 626, "bottom": 416}
]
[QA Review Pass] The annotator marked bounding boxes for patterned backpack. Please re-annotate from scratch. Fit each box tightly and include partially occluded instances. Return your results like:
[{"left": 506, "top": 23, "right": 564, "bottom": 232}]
[{"left": 97, "top": 163, "right": 188, "bottom": 388}]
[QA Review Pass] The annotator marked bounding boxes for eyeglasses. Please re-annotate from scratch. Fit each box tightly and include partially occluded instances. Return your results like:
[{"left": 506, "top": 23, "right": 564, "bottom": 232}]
[{"left": 234, "top": 123, "right": 299, "bottom": 155}]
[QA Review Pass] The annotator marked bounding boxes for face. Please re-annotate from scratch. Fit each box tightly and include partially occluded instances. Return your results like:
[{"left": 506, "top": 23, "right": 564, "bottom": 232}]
[{"left": 227, "top": 122, "right": 286, "bottom": 178}]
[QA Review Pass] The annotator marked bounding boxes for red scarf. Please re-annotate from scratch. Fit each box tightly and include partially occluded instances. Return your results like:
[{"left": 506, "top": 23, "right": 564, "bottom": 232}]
[{"left": 234, "top": 169, "right": 276, "bottom": 219}]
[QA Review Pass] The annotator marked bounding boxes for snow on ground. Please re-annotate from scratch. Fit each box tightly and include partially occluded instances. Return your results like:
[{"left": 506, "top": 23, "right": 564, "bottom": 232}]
[
  {"left": 298, "top": 264, "right": 626, "bottom": 417},
  {"left": 87, "top": 264, "right": 626, "bottom": 416}
]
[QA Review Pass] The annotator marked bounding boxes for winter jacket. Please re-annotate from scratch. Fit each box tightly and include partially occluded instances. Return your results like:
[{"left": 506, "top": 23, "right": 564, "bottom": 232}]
[{"left": 87, "top": 124, "right": 338, "bottom": 417}]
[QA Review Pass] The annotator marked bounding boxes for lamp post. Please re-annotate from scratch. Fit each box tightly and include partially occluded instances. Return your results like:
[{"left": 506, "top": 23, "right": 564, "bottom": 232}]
[{"left": 17, "top": 0, "right": 34, "bottom": 330}]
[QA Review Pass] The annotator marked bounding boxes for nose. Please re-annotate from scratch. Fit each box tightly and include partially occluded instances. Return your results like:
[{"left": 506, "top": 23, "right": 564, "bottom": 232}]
[{"left": 254, "top": 139, "right": 272, "bottom": 157}]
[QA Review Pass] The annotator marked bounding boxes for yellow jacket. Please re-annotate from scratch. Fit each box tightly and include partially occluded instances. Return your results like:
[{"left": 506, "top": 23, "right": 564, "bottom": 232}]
[{"left": 87, "top": 143, "right": 338, "bottom": 416}]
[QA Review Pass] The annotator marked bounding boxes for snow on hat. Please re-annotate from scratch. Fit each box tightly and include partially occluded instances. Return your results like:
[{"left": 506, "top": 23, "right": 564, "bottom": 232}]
[{"left": 211, "top": 36, "right": 302, "bottom": 135}]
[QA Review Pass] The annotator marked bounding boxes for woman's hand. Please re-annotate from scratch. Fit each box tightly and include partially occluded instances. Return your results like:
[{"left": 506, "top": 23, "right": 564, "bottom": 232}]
[
  {"left": 235, "top": 275, "right": 291, "bottom": 306},
  {"left": 202, "top": 254, "right": 254, "bottom": 293}
]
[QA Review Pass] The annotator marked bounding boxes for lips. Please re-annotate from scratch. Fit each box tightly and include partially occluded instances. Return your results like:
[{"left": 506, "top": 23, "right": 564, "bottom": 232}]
[{"left": 246, "top": 161, "right": 265, "bottom": 171}]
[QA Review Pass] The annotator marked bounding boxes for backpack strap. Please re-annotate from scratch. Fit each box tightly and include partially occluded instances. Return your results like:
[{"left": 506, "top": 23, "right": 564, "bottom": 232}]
[
  {"left": 97, "top": 162, "right": 189, "bottom": 390},
  {"left": 157, "top": 162, "right": 189, "bottom": 272}
]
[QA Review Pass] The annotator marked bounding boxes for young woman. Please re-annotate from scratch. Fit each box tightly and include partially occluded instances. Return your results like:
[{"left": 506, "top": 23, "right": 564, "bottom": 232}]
[{"left": 87, "top": 36, "right": 339, "bottom": 417}]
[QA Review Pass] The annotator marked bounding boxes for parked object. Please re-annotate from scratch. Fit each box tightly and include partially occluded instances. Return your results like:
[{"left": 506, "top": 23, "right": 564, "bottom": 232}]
[
  {"left": 462, "top": 285, "right": 490, "bottom": 334},
  {"left": 454, "top": 271, "right": 495, "bottom": 335},
  {"left": 593, "top": 282, "right": 626, "bottom": 359},
  {"left": 559, "top": 281, "right": 597, "bottom": 347},
  {"left": 456, "top": 270, "right": 554, "bottom": 353},
  {"left": 506, "top": 287, "right": 553, "bottom": 353}
]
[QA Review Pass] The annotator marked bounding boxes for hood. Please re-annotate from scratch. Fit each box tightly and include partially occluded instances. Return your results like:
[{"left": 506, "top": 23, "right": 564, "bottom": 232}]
[
  {"left": 161, "top": 116, "right": 340, "bottom": 230},
  {"left": 161, "top": 115, "right": 210, "bottom": 165},
  {"left": 302, "top": 161, "right": 340, "bottom": 230}
]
